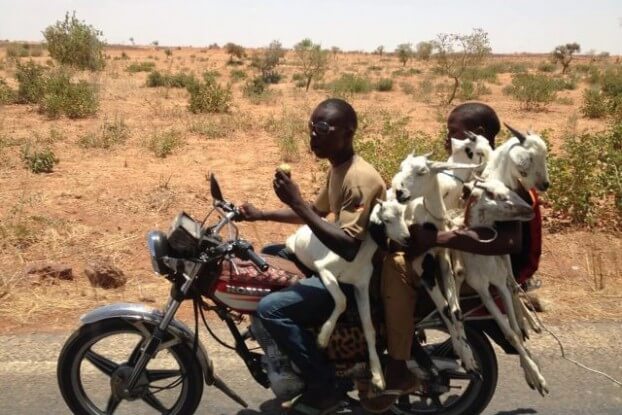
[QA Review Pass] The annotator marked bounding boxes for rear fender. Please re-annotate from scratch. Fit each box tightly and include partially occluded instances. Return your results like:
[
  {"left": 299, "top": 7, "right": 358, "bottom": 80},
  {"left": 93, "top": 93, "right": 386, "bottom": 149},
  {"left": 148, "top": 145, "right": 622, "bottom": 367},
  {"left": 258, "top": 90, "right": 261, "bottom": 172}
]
[
  {"left": 466, "top": 319, "right": 518, "bottom": 355},
  {"left": 80, "top": 302, "right": 216, "bottom": 384}
]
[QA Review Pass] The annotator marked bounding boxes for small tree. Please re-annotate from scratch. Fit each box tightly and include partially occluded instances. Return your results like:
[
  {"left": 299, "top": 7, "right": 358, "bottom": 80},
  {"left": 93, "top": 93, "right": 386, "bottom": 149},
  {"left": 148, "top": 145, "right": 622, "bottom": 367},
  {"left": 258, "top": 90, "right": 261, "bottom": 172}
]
[
  {"left": 415, "top": 41, "right": 433, "bottom": 60},
  {"left": 129, "top": 37, "right": 135, "bottom": 46},
  {"left": 224, "top": 42, "right": 245, "bottom": 64},
  {"left": 551, "top": 42, "right": 581, "bottom": 74},
  {"left": 374, "top": 45, "right": 384, "bottom": 56},
  {"left": 330, "top": 46, "right": 341, "bottom": 59},
  {"left": 294, "top": 38, "right": 329, "bottom": 91},
  {"left": 251, "top": 40, "right": 285, "bottom": 83},
  {"left": 432, "top": 28, "right": 491, "bottom": 105},
  {"left": 42, "top": 12, "right": 105, "bottom": 71},
  {"left": 152, "top": 40, "right": 159, "bottom": 47},
  {"left": 395, "top": 43, "right": 413, "bottom": 66}
]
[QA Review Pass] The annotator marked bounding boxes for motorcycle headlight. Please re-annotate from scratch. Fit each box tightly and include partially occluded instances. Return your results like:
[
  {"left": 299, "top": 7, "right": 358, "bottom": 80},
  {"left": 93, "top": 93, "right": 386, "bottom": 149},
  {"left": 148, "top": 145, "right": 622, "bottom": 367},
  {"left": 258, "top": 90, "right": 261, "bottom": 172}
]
[{"left": 147, "top": 230, "right": 172, "bottom": 275}]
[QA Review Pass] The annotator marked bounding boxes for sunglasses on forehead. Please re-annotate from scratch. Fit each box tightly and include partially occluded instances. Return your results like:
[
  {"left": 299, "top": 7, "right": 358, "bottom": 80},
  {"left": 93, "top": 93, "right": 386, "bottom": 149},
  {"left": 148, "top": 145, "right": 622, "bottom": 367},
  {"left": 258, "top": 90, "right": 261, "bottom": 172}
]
[{"left": 308, "top": 120, "right": 337, "bottom": 135}]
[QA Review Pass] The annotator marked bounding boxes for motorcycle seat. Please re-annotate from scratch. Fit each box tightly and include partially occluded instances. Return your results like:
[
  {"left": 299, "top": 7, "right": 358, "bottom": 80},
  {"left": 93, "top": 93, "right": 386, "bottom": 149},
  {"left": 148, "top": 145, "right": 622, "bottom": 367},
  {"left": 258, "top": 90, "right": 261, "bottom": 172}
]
[{"left": 219, "top": 254, "right": 306, "bottom": 288}]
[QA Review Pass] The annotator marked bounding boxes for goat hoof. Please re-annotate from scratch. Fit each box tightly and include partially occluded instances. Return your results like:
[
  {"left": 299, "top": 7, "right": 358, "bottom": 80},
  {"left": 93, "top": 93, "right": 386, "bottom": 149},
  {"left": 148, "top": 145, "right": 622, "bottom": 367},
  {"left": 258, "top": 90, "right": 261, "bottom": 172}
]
[
  {"left": 371, "top": 375, "right": 386, "bottom": 392},
  {"left": 316, "top": 334, "right": 330, "bottom": 349}
]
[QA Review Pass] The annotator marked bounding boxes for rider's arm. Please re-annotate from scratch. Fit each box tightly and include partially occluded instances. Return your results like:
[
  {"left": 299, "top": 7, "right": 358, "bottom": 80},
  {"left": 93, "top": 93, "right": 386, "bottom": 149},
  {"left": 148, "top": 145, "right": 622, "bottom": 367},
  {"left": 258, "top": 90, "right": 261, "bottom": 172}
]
[{"left": 247, "top": 206, "right": 328, "bottom": 224}]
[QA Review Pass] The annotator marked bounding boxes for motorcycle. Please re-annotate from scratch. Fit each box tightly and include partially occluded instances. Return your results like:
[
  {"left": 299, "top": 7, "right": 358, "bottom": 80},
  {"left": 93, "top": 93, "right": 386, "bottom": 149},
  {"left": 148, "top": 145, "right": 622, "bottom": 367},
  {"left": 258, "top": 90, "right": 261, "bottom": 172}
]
[{"left": 58, "top": 174, "right": 525, "bottom": 415}]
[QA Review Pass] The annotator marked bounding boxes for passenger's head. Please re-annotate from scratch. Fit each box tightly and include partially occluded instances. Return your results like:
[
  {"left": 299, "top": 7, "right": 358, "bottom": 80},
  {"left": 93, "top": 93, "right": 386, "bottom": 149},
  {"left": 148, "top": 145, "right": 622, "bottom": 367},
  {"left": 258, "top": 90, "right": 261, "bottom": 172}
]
[
  {"left": 308, "top": 98, "right": 357, "bottom": 159},
  {"left": 445, "top": 102, "right": 500, "bottom": 153}
]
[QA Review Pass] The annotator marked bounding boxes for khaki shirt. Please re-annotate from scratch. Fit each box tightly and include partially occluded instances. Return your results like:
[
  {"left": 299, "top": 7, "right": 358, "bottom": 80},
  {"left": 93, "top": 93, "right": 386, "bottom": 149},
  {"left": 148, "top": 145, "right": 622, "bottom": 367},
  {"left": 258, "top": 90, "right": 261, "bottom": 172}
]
[{"left": 314, "top": 155, "right": 386, "bottom": 240}]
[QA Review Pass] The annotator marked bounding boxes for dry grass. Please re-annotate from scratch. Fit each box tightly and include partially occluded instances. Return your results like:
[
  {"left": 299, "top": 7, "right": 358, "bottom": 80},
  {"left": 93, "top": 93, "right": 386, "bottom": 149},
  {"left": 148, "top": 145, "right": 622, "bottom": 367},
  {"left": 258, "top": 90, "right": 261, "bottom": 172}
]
[{"left": 0, "top": 45, "right": 620, "bottom": 331}]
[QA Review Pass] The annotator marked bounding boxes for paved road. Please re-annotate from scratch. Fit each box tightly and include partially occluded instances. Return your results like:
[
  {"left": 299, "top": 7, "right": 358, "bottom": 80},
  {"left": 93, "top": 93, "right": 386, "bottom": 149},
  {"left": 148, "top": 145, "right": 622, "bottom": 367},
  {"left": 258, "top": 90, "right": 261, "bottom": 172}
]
[{"left": 1, "top": 321, "right": 620, "bottom": 415}]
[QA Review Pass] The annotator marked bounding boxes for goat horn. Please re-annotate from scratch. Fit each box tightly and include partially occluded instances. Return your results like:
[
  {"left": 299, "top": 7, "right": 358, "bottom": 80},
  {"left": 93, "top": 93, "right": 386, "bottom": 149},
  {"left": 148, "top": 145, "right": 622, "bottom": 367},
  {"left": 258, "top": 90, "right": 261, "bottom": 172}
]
[
  {"left": 421, "top": 151, "right": 433, "bottom": 159},
  {"left": 464, "top": 130, "right": 478, "bottom": 141},
  {"left": 504, "top": 123, "right": 527, "bottom": 144}
]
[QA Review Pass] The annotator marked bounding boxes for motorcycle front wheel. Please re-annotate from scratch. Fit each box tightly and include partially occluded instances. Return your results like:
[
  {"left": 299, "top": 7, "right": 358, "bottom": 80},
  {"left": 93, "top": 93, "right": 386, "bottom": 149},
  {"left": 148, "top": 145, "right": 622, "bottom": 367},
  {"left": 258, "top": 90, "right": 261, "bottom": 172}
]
[
  {"left": 390, "top": 324, "right": 498, "bottom": 415},
  {"left": 57, "top": 318, "right": 204, "bottom": 415}
]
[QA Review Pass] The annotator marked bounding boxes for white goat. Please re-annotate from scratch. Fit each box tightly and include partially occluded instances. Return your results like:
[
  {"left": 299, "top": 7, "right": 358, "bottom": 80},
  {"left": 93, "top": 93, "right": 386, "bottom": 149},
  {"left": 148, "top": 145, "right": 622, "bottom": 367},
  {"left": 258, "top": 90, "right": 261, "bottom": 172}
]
[
  {"left": 482, "top": 124, "right": 550, "bottom": 339},
  {"left": 439, "top": 131, "right": 494, "bottom": 210},
  {"left": 391, "top": 153, "right": 478, "bottom": 372},
  {"left": 285, "top": 199, "right": 410, "bottom": 392},
  {"left": 451, "top": 179, "right": 548, "bottom": 395}
]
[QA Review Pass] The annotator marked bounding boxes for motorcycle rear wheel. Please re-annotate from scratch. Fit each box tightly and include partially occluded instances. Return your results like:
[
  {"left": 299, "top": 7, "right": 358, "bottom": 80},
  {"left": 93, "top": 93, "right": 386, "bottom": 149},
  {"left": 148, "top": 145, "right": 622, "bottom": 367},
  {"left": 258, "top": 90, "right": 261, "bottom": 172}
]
[
  {"left": 57, "top": 318, "right": 204, "bottom": 415},
  {"left": 390, "top": 325, "right": 498, "bottom": 415}
]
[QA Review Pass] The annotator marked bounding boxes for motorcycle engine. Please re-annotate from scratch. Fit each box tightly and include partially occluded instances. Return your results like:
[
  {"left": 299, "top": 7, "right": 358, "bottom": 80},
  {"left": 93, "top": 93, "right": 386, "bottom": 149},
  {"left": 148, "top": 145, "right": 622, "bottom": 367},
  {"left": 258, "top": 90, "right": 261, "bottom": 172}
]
[{"left": 250, "top": 316, "right": 305, "bottom": 400}]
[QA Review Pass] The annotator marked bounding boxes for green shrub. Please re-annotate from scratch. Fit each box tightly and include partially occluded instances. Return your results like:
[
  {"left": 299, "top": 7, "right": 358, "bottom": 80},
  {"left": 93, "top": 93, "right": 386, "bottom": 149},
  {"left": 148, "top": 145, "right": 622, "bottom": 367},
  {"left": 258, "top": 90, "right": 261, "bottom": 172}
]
[
  {"left": 6, "top": 43, "right": 22, "bottom": 58},
  {"left": 21, "top": 145, "right": 58, "bottom": 173},
  {"left": 458, "top": 80, "right": 491, "bottom": 100},
  {"left": 556, "top": 96, "right": 574, "bottom": 106},
  {"left": 354, "top": 113, "right": 445, "bottom": 183},
  {"left": 547, "top": 122, "right": 622, "bottom": 227},
  {"left": 537, "top": 61, "right": 556, "bottom": 73},
  {"left": 399, "top": 82, "right": 415, "bottom": 95},
  {"left": 291, "top": 73, "right": 305, "bottom": 81},
  {"left": 581, "top": 89, "right": 607, "bottom": 118},
  {"left": 375, "top": 78, "right": 393, "bottom": 92},
  {"left": 40, "top": 69, "right": 99, "bottom": 119},
  {"left": 261, "top": 70, "right": 282, "bottom": 84},
  {"left": 187, "top": 77, "right": 232, "bottom": 113},
  {"left": 229, "top": 69, "right": 247, "bottom": 82},
  {"left": 78, "top": 116, "right": 129, "bottom": 148},
  {"left": 126, "top": 61, "right": 155, "bottom": 73},
  {"left": 15, "top": 60, "right": 46, "bottom": 104},
  {"left": 329, "top": 74, "right": 372, "bottom": 96},
  {"left": 264, "top": 111, "right": 307, "bottom": 162},
  {"left": 413, "top": 78, "right": 434, "bottom": 102},
  {"left": 506, "top": 73, "right": 557, "bottom": 111},
  {"left": 146, "top": 71, "right": 197, "bottom": 88},
  {"left": 146, "top": 129, "right": 183, "bottom": 158},
  {"left": 43, "top": 12, "right": 105, "bottom": 71},
  {"left": 0, "top": 78, "right": 16, "bottom": 104},
  {"left": 462, "top": 65, "right": 498, "bottom": 83},
  {"left": 368, "top": 65, "right": 383, "bottom": 72},
  {"left": 243, "top": 76, "right": 276, "bottom": 104},
  {"left": 550, "top": 76, "right": 577, "bottom": 91}
]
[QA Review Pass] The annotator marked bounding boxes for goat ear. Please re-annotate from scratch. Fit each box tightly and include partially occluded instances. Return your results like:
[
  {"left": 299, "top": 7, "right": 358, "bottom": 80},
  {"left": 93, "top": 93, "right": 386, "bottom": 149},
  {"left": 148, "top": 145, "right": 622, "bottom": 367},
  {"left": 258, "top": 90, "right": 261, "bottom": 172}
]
[{"left": 509, "top": 147, "right": 532, "bottom": 169}]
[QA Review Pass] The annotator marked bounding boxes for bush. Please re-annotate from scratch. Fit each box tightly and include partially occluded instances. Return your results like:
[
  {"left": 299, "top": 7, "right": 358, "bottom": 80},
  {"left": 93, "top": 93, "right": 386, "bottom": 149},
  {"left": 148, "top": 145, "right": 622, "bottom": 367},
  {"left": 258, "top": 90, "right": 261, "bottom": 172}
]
[
  {"left": 550, "top": 76, "right": 577, "bottom": 91},
  {"left": 581, "top": 89, "right": 608, "bottom": 118},
  {"left": 0, "top": 78, "right": 16, "bottom": 104},
  {"left": 146, "top": 129, "right": 183, "bottom": 158},
  {"left": 43, "top": 12, "right": 105, "bottom": 71},
  {"left": 243, "top": 76, "right": 276, "bottom": 104},
  {"left": 391, "top": 68, "right": 421, "bottom": 77},
  {"left": 547, "top": 121, "right": 621, "bottom": 228},
  {"left": 399, "top": 82, "right": 415, "bottom": 95},
  {"left": 229, "top": 69, "right": 247, "bottom": 82},
  {"left": 126, "top": 61, "right": 155, "bottom": 73},
  {"left": 79, "top": 116, "right": 129, "bottom": 148},
  {"left": 21, "top": 145, "right": 58, "bottom": 173},
  {"left": 506, "top": 73, "right": 557, "bottom": 110},
  {"left": 263, "top": 111, "right": 307, "bottom": 162},
  {"left": 462, "top": 65, "right": 498, "bottom": 83},
  {"left": 146, "top": 71, "right": 197, "bottom": 88},
  {"left": 187, "top": 77, "right": 232, "bottom": 113},
  {"left": 537, "top": 61, "right": 556, "bottom": 73},
  {"left": 458, "top": 80, "right": 491, "bottom": 100},
  {"left": 329, "top": 74, "right": 372, "bottom": 96},
  {"left": 354, "top": 113, "right": 445, "bottom": 183},
  {"left": 15, "top": 60, "right": 46, "bottom": 104},
  {"left": 375, "top": 78, "right": 393, "bottom": 92},
  {"left": 291, "top": 73, "right": 305, "bottom": 82},
  {"left": 40, "top": 69, "right": 99, "bottom": 119}
]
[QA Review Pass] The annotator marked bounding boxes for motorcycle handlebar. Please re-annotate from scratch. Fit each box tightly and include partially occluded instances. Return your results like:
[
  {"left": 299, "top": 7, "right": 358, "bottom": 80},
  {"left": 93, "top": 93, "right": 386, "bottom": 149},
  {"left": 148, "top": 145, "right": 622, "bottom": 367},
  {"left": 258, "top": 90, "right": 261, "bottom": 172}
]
[{"left": 246, "top": 248, "right": 269, "bottom": 272}]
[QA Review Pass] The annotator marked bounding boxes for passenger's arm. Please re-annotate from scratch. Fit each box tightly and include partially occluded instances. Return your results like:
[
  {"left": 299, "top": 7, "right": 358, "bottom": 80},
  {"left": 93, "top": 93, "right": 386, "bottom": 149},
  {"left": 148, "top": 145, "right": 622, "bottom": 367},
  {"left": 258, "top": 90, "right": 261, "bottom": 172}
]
[
  {"left": 407, "top": 221, "right": 523, "bottom": 258},
  {"left": 238, "top": 203, "right": 327, "bottom": 224}
]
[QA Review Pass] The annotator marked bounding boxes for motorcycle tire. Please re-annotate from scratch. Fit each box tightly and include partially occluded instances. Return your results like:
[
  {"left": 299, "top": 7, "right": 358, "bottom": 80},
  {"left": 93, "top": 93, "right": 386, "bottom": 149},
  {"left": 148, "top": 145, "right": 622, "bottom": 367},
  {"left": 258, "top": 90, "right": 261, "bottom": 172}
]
[
  {"left": 57, "top": 318, "right": 204, "bottom": 415},
  {"left": 388, "top": 325, "right": 498, "bottom": 415}
]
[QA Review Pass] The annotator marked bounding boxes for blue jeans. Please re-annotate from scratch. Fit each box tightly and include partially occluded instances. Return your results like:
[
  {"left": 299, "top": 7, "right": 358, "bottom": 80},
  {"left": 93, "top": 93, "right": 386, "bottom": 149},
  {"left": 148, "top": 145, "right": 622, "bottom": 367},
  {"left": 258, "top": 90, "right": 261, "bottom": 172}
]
[{"left": 256, "top": 244, "right": 354, "bottom": 391}]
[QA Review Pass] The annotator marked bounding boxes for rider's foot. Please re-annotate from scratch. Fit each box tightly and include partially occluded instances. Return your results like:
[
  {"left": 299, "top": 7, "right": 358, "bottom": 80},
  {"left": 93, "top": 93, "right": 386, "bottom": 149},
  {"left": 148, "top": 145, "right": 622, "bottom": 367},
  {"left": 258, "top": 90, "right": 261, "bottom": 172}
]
[{"left": 360, "top": 357, "right": 420, "bottom": 413}]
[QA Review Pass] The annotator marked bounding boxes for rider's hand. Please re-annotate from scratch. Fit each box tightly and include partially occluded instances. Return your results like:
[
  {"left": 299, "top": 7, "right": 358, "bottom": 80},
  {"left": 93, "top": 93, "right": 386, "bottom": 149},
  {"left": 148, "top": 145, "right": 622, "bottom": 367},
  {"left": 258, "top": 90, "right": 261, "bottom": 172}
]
[
  {"left": 273, "top": 170, "right": 305, "bottom": 209},
  {"left": 238, "top": 203, "right": 263, "bottom": 222},
  {"left": 406, "top": 223, "right": 438, "bottom": 258}
]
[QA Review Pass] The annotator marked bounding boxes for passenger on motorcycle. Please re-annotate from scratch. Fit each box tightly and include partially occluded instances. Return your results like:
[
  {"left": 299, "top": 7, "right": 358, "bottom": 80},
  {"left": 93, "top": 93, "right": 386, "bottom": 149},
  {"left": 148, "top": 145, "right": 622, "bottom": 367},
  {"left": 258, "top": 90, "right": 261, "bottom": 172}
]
[
  {"left": 362, "top": 102, "right": 543, "bottom": 412},
  {"left": 238, "top": 98, "right": 386, "bottom": 415}
]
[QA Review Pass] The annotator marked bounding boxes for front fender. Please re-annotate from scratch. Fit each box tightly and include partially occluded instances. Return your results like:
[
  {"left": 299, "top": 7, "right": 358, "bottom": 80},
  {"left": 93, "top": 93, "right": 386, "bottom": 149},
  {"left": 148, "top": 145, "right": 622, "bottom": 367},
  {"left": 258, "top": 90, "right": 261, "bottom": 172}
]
[{"left": 80, "top": 303, "right": 216, "bottom": 384}]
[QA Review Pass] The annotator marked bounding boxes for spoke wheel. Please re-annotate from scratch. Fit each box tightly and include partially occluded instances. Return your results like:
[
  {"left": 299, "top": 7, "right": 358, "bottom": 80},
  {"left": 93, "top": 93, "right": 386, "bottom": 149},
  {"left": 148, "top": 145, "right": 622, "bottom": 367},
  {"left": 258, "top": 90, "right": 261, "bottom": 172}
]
[
  {"left": 58, "top": 318, "right": 203, "bottom": 415},
  {"left": 389, "top": 325, "right": 498, "bottom": 415}
]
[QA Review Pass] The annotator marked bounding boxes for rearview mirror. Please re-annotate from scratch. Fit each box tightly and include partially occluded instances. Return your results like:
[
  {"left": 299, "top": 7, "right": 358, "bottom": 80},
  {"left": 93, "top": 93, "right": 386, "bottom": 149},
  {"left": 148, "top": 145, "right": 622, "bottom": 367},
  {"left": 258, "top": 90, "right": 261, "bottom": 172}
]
[{"left": 210, "top": 173, "right": 224, "bottom": 203}]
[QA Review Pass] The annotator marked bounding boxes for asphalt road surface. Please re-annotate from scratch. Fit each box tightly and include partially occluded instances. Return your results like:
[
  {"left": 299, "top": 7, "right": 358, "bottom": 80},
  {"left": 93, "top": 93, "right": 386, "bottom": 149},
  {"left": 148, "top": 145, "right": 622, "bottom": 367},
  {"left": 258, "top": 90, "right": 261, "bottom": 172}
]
[{"left": 1, "top": 320, "right": 620, "bottom": 415}]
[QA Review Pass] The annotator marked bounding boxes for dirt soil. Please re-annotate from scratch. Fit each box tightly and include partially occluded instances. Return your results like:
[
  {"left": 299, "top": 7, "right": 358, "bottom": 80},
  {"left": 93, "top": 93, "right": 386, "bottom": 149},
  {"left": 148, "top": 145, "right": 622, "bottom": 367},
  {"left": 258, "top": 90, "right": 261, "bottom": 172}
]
[{"left": 0, "top": 46, "right": 620, "bottom": 333}]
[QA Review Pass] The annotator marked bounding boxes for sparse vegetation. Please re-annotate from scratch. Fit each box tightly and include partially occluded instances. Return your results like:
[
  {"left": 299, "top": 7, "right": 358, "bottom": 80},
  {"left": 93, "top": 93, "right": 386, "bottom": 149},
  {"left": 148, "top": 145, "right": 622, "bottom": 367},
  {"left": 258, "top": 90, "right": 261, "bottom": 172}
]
[
  {"left": 551, "top": 42, "right": 581, "bottom": 74},
  {"left": 294, "top": 38, "right": 329, "bottom": 91},
  {"left": 505, "top": 73, "right": 557, "bottom": 111},
  {"left": 40, "top": 68, "right": 99, "bottom": 119},
  {"left": 395, "top": 43, "right": 413, "bottom": 66},
  {"left": 78, "top": 116, "right": 129, "bottom": 148},
  {"left": 251, "top": 40, "right": 285, "bottom": 84},
  {"left": 15, "top": 60, "right": 47, "bottom": 104},
  {"left": 43, "top": 12, "right": 105, "bottom": 71},
  {"left": 21, "top": 144, "right": 58, "bottom": 173},
  {"left": 431, "top": 28, "right": 491, "bottom": 104},
  {"left": 229, "top": 69, "right": 247, "bottom": 82},
  {"left": 264, "top": 110, "right": 307, "bottom": 162},
  {"left": 415, "top": 41, "right": 433, "bottom": 60},
  {"left": 187, "top": 74, "right": 232, "bottom": 113},
  {"left": 0, "top": 78, "right": 16, "bottom": 104},
  {"left": 329, "top": 74, "right": 373, "bottom": 96},
  {"left": 146, "top": 129, "right": 184, "bottom": 158},
  {"left": 126, "top": 61, "right": 156, "bottom": 73},
  {"left": 224, "top": 42, "right": 245, "bottom": 65},
  {"left": 375, "top": 78, "right": 393, "bottom": 92},
  {"left": 146, "top": 71, "right": 197, "bottom": 88}
]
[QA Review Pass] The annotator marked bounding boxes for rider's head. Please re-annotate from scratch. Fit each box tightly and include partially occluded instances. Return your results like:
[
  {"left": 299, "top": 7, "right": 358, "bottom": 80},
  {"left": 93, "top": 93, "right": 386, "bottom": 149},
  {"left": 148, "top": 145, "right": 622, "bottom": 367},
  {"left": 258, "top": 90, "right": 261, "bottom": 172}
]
[
  {"left": 309, "top": 98, "right": 357, "bottom": 161},
  {"left": 445, "top": 102, "right": 500, "bottom": 153}
]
